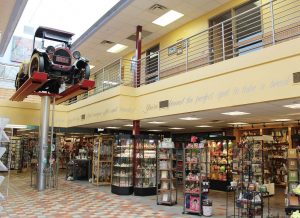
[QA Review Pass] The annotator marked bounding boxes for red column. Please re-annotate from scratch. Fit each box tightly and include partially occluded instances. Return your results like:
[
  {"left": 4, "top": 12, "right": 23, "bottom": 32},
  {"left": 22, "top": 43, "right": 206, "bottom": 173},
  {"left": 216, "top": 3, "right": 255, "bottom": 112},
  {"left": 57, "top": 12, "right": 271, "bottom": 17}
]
[
  {"left": 135, "top": 25, "right": 142, "bottom": 88},
  {"left": 132, "top": 120, "right": 140, "bottom": 187}
]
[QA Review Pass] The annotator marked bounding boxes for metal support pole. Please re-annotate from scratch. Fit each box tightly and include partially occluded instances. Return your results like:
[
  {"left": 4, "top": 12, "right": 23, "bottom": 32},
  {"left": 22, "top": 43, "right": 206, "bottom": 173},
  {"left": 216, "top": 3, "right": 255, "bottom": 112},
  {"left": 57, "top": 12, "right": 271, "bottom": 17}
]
[
  {"left": 221, "top": 22, "right": 225, "bottom": 61},
  {"left": 270, "top": 0, "right": 276, "bottom": 45},
  {"left": 157, "top": 51, "right": 160, "bottom": 81},
  {"left": 185, "top": 39, "right": 189, "bottom": 72},
  {"left": 37, "top": 96, "right": 50, "bottom": 191}
]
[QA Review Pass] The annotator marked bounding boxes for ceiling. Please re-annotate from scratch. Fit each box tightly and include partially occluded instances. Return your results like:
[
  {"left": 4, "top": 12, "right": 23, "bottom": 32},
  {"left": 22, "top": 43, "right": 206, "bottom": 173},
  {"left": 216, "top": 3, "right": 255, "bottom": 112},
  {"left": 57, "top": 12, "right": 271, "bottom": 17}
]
[
  {"left": 74, "top": 0, "right": 230, "bottom": 74},
  {"left": 78, "top": 97, "right": 300, "bottom": 132},
  {"left": 0, "top": 0, "right": 16, "bottom": 43}
]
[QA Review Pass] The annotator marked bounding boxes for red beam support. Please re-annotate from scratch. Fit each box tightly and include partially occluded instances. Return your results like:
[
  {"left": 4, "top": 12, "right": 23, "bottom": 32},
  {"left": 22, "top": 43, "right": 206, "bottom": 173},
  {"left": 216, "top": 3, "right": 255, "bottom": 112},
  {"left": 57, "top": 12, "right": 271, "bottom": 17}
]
[
  {"left": 135, "top": 25, "right": 142, "bottom": 88},
  {"left": 10, "top": 72, "right": 48, "bottom": 101},
  {"left": 132, "top": 120, "right": 140, "bottom": 187}
]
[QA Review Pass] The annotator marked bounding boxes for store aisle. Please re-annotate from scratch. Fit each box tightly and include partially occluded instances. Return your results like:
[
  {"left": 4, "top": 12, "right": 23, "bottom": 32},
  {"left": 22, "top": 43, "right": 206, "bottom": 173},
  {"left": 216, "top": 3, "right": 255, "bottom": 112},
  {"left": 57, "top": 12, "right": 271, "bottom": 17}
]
[{"left": 0, "top": 172, "right": 286, "bottom": 218}]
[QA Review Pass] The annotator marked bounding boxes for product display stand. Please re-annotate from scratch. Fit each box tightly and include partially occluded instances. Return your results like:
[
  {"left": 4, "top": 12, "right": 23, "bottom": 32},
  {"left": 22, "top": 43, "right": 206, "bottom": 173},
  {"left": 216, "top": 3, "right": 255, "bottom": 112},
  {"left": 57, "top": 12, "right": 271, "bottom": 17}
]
[
  {"left": 175, "top": 144, "right": 184, "bottom": 185},
  {"left": 134, "top": 136, "right": 157, "bottom": 196},
  {"left": 111, "top": 134, "right": 133, "bottom": 195},
  {"left": 183, "top": 140, "right": 211, "bottom": 216},
  {"left": 285, "top": 148, "right": 300, "bottom": 215},
  {"left": 156, "top": 138, "right": 177, "bottom": 205},
  {"left": 207, "top": 136, "right": 235, "bottom": 191},
  {"left": 10, "top": 136, "right": 22, "bottom": 170},
  {"left": 92, "top": 135, "right": 113, "bottom": 185}
]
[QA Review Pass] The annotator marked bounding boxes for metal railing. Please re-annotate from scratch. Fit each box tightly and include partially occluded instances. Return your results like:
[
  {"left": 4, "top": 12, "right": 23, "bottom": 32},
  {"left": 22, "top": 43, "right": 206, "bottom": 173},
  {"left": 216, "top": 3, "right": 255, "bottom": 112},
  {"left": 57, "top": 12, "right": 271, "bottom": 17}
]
[{"left": 86, "top": 0, "right": 300, "bottom": 98}]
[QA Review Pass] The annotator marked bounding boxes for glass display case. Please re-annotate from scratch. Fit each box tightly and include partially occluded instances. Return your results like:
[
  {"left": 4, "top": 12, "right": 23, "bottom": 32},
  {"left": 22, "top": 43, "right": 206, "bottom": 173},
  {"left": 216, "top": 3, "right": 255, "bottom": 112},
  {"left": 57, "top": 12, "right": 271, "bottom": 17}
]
[
  {"left": 111, "top": 134, "right": 133, "bottom": 195},
  {"left": 134, "top": 136, "right": 158, "bottom": 196},
  {"left": 207, "top": 136, "right": 235, "bottom": 191},
  {"left": 92, "top": 135, "right": 113, "bottom": 185}
]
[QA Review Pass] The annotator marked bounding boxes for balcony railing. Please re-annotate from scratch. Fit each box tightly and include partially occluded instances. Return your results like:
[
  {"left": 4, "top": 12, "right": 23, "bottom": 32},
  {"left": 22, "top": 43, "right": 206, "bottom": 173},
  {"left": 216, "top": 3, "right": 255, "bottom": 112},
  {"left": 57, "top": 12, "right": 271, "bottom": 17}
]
[{"left": 87, "top": 0, "right": 300, "bottom": 99}]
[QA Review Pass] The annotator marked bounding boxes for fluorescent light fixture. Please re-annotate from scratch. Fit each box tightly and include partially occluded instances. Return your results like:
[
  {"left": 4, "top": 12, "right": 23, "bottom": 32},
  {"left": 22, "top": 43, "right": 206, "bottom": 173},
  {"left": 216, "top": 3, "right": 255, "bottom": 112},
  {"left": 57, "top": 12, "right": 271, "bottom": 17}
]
[
  {"left": 107, "top": 44, "right": 128, "bottom": 53},
  {"left": 6, "top": 124, "right": 27, "bottom": 129},
  {"left": 228, "top": 122, "right": 249, "bottom": 125},
  {"left": 169, "top": 127, "right": 185, "bottom": 130},
  {"left": 222, "top": 111, "right": 250, "bottom": 116},
  {"left": 124, "top": 124, "right": 133, "bottom": 127},
  {"left": 271, "top": 119, "right": 291, "bottom": 122},
  {"left": 179, "top": 117, "right": 201, "bottom": 121},
  {"left": 97, "top": 128, "right": 104, "bottom": 132},
  {"left": 152, "top": 10, "right": 184, "bottom": 27},
  {"left": 103, "top": 81, "right": 118, "bottom": 85},
  {"left": 148, "top": 129, "right": 162, "bottom": 132},
  {"left": 148, "top": 121, "right": 166, "bottom": 124},
  {"left": 284, "top": 104, "right": 300, "bottom": 109},
  {"left": 90, "top": 65, "right": 95, "bottom": 69},
  {"left": 196, "top": 125, "right": 212, "bottom": 128},
  {"left": 106, "top": 127, "right": 120, "bottom": 129}
]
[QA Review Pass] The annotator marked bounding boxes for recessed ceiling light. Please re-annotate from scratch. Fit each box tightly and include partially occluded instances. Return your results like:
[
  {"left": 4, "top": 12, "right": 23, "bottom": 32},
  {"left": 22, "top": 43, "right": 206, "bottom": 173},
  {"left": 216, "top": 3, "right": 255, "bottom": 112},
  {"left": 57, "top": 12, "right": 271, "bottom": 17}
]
[
  {"left": 284, "top": 104, "right": 300, "bottom": 109},
  {"left": 228, "top": 122, "right": 249, "bottom": 125},
  {"left": 97, "top": 128, "right": 104, "bottom": 132},
  {"left": 222, "top": 111, "right": 250, "bottom": 116},
  {"left": 271, "top": 119, "right": 291, "bottom": 122},
  {"left": 124, "top": 124, "right": 133, "bottom": 127},
  {"left": 179, "top": 117, "right": 201, "bottom": 121},
  {"left": 148, "top": 129, "right": 162, "bottom": 132},
  {"left": 5, "top": 124, "right": 27, "bottom": 129},
  {"left": 196, "top": 125, "right": 212, "bottom": 128},
  {"left": 107, "top": 44, "right": 128, "bottom": 53},
  {"left": 169, "top": 127, "right": 185, "bottom": 130},
  {"left": 152, "top": 10, "right": 184, "bottom": 27},
  {"left": 148, "top": 121, "right": 166, "bottom": 124},
  {"left": 106, "top": 126, "right": 120, "bottom": 129},
  {"left": 89, "top": 65, "right": 95, "bottom": 69}
]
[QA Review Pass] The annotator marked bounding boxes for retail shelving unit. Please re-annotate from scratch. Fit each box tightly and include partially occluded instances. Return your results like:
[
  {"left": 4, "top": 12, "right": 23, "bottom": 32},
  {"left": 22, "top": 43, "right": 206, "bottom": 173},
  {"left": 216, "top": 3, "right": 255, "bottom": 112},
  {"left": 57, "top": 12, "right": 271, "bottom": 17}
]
[
  {"left": 156, "top": 139, "right": 177, "bottom": 205},
  {"left": 10, "top": 136, "right": 22, "bottom": 170},
  {"left": 285, "top": 148, "right": 300, "bottom": 215},
  {"left": 183, "top": 142, "right": 210, "bottom": 216},
  {"left": 207, "top": 136, "right": 235, "bottom": 191},
  {"left": 134, "top": 136, "right": 157, "bottom": 196},
  {"left": 92, "top": 135, "right": 113, "bottom": 185},
  {"left": 111, "top": 135, "right": 134, "bottom": 195},
  {"left": 264, "top": 128, "right": 288, "bottom": 187},
  {"left": 175, "top": 144, "right": 184, "bottom": 185}
]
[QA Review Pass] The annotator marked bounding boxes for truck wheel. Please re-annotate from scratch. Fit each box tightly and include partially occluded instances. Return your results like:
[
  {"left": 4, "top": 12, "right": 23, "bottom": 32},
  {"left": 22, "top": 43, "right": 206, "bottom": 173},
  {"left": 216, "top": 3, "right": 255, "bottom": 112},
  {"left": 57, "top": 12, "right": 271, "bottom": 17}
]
[{"left": 29, "top": 53, "right": 45, "bottom": 78}]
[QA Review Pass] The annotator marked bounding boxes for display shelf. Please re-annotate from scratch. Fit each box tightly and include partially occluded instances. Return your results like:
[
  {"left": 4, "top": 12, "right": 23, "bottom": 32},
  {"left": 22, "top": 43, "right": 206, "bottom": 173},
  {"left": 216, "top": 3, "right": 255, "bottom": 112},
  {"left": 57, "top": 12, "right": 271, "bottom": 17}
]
[
  {"left": 156, "top": 139, "right": 177, "bottom": 206},
  {"left": 134, "top": 136, "right": 158, "bottom": 196},
  {"left": 285, "top": 148, "right": 300, "bottom": 215},
  {"left": 183, "top": 141, "right": 211, "bottom": 216},
  {"left": 92, "top": 135, "right": 113, "bottom": 186},
  {"left": 111, "top": 134, "right": 133, "bottom": 195},
  {"left": 206, "top": 136, "right": 235, "bottom": 191},
  {"left": 10, "top": 136, "right": 22, "bottom": 170}
]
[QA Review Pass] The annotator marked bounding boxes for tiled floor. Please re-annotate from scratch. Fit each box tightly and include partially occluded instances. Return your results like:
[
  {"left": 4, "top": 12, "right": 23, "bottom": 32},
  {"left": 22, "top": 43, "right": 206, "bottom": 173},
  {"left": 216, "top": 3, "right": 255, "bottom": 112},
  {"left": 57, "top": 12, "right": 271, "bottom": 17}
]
[{"left": 0, "top": 172, "right": 287, "bottom": 217}]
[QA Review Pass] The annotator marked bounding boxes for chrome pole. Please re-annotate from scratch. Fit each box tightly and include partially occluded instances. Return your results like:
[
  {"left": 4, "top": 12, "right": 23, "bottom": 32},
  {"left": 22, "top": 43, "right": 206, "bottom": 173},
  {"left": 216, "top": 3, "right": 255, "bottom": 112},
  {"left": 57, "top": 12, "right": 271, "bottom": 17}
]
[
  {"left": 37, "top": 96, "right": 50, "bottom": 191},
  {"left": 270, "top": 0, "right": 276, "bottom": 45},
  {"left": 222, "top": 22, "right": 225, "bottom": 60}
]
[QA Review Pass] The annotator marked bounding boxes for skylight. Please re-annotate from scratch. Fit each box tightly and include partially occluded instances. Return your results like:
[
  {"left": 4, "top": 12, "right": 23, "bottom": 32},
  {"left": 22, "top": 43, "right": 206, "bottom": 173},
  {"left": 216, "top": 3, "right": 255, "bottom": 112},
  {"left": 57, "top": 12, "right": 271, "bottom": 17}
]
[{"left": 2, "top": 0, "right": 120, "bottom": 63}]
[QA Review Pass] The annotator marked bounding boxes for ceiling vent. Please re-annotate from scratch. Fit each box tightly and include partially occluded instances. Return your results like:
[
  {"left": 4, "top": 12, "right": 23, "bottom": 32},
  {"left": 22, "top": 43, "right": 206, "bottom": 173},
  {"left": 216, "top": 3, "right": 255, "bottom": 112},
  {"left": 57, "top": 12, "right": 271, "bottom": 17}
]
[
  {"left": 100, "top": 40, "right": 114, "bottom": 45},
  {"left": 127, "top": 30, "right": 153, "bottom": 41},
  {"left": 149, "top": 4, "right": 167, "bottom": 11}
]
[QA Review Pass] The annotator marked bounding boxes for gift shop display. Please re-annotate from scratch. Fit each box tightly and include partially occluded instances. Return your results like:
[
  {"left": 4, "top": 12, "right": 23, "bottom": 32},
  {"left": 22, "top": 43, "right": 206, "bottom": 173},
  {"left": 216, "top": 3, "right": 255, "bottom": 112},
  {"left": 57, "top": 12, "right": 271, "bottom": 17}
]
[
  {"left": 156, "top": 138, "right": 177, "bottom": 205},
  {"left": 10, "top": 136, "right": 22, "bottom": 170},
  {"left": 111, "top": 134, "right": 134, "bottom": 195},
  {"left": 183, "top": 140, "right": 211, "bottom": 216},
  {"left": 207, "top": 136, "right": 235, "bottom": 191},
  {"left": 134, "top": 136, "right": 158, "bottom": 196},
  {"left": 92, "top": 135, "right": 113, "bottom": 185},
  {"left": 285, "top": 148, "right": 300, "bottom": 215}
]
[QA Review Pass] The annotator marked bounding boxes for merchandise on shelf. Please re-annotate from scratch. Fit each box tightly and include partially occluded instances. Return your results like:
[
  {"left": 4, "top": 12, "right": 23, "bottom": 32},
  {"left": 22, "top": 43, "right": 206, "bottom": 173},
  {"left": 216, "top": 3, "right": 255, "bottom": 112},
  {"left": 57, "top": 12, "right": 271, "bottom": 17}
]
[
  {"left": 10, "top": 136, "right": 22, "bottom": 170},
  {"left": 156, "top": 138, "right": 177, "bottom": 205},
  {"left": 207, "top": 136, "right": 235, "bottom": 191},
  {"left": 183, "top": 140, "right": 211, "bottom": 216},
  {"left": 134, "top": 136, "right": 158, "bottom": 196},
  {"left": 111, "top": 134, "right": 133, "bottom": 195},
  {"left": 285, "top": 148, "right": 300, "bottom": 215},
  {"left": 92, "top": 135, "right": 113, "bottom": 185}
]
